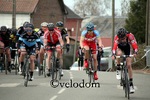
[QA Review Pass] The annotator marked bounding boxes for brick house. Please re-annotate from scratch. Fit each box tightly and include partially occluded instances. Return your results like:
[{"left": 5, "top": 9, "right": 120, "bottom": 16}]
[{"left": 0, "top": 0, "right": 82, "bottom": 35}]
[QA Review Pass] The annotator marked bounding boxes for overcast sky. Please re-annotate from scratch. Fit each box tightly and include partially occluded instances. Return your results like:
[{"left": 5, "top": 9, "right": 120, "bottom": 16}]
[{"left": 63, "top": 0, "right": 121, "bottom": 15}]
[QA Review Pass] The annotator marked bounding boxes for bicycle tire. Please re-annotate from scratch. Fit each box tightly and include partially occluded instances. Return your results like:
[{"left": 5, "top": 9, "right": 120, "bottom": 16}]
[
  {"left": 51, "top": 61, "right": 57, "bottom": 80},
  {"left": 14, "top": 55, "right": 19, "bottom": 75},
  {"left": 58, "top": 68, "right": 62, "bottom": 80},
  {"left": 24, "top": 60, "right": 29, "bottom": 87},
  {"left": 4, "top": 54, "right": 7, "bottom": 74},
  {"left": 43, "top": 53, "right": 47, "bottom": 78},
  {"left": 124, "top": 67, "right": 130, "bottom": 99}
]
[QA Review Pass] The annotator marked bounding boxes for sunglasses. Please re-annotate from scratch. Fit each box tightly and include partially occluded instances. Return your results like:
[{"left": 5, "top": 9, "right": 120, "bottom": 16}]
[
  {"left": 26, "top": 29, "right": 33, "bottom": 33},
  {"left": 88, "top": 30, "right": 93, "bottom": 32}
]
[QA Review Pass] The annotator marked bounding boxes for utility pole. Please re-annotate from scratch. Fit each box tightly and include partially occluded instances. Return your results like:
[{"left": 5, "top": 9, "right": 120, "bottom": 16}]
[
  {"left": 73, "top": 21, "right": 79, "bottom": 63},
  {"left": 109, "top": 0, "right": 115, "bottom": 71},
  {"left": 12, "top": 0, "right": 16, "bottom": 29}
]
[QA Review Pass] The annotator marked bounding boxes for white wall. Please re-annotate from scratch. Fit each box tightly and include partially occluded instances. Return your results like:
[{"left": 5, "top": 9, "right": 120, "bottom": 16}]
[{"left": 0, "top": 14, "right": 30, "bottom": 28}]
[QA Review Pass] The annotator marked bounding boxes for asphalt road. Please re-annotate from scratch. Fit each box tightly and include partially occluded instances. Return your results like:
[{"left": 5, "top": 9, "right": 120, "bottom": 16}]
[{"left": 0, "top": 70, "right": 150, "bottom": 100}]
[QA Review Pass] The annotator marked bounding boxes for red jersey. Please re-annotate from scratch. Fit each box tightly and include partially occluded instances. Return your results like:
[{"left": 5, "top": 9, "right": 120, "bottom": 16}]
[
  {"left": 44, "top": 28, "right": 62, "bottom": 44},
  {"left": 112, "top": 33, "right": 138, "bottom": 54}
]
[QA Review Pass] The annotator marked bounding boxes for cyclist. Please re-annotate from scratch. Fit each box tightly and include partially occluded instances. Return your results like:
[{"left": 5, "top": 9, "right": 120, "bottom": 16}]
[
  {"left": 0, "top": 26, "right": 12, "bottom": 72},
  {"left": 56, "top": 21, "right": 70, "bottom": 75},
  {"left": 17, "top": 21, "right": 29, "bottom": 39},
  {"left": 76, "top": 46, "right": 84, "bottom": 70},
  {"left": 80, "top": 22, "right": 103, "bottom": 80},
  {"left": 37, "top": 22, "right": 48, "bottom": 70},
  {"left": 44, "top": 23, "right": 64, "bottom": 76},
  {"left": 18, "top": 23, "right": 41, "bottom": 81},
  {"left": 112, "top": 28, "right": 138, "bottom": 93},
  {"left": 17, "top": 21, "right": 30, "bottom": 73},
  {"left": 56, "top": 21, "right": 70, "bottom": 52}
]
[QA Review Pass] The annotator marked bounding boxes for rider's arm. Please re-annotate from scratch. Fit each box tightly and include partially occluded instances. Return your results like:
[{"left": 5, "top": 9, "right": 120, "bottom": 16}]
[
  {"left": 80, "top": 30, "right": 87, "bottom": 48},
  {"left": 94, "top": 30, "right": 103, "bottom": 48},
  {"left": 62, "top": 29, "right": 70, "bottom": 44},
  {"left": 112, "top": 35, "right": 119, "bottom": 55},
  {"left": 127, "top": 33, "right": 138, "bottom": 53},
  {"left": 43, "top": 31, "right": 49, "bottom": 47}
]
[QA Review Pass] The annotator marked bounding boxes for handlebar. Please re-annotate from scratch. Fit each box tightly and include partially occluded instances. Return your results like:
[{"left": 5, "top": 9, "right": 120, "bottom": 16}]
[{"left": 115, "top": 55, "right": 134, "bottom": 59}]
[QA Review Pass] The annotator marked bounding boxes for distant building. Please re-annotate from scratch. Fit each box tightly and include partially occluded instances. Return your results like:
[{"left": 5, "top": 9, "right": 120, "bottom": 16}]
[{"left": 0, "top": 0, "right": 82, "bottom": 38}]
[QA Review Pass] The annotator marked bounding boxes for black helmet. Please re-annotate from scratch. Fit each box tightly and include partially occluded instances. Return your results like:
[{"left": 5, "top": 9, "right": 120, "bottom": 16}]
[
  {"left": 117, "top": 28, "right": 127, "bottom": 38},
  {"left": 24, "top": 23, "right": 34, "bottom": 29},
  {"left": 23, "top": 21, "right": 30, "bottom": 27},
  {"left": 0, "top": 26, "right": 7, "bottom": 32},
  {"left": 48, "top": 23, "right": 55, "bottom": 31},
  {"left": 56, "top": 21, "right": 63, "bottom": 27},
  {"left": 86, "top": 22, "right": 94, "bottom": 31}
]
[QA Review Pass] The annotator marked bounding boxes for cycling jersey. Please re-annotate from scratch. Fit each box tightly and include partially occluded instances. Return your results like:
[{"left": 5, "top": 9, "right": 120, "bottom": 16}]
[
  {"left": 81, "top": 30, "right": 100, "bottom": 43},
  {"left": 44, "top": 28, "right": 61, "bottom": 44},
  {"left": 18, "top": 31, "right": 41, "bottom": 49},
  {"left": 37, "top": 29, "right": 44, "bottom": 44},
  {"left": 0, "top": 29, "right": 11, "bottom": 47},
  {"left": 112, "top": 33, "right": 138, "bottom": 54},
  {"left": 81, "top": 30, "right": 100, "bottom": 54}
]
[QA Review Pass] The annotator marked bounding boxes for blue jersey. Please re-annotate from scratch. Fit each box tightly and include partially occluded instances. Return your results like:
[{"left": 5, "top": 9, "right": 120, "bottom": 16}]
[
  {"left": 81, "top": 30, "right": 100, "bottom": 42},
  {"left": 18, "top": 32, "right": 40, "bottom": 48}
]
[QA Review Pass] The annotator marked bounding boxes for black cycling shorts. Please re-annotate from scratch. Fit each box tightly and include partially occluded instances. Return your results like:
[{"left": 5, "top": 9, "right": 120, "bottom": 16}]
[{"left": 118, "top": 43, "right": 130, "bottom": 55}]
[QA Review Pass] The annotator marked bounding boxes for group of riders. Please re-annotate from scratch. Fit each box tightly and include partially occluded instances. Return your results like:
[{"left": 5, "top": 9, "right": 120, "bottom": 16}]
[{"left": 0, "top": 21, "right": 138, "bottom": 93}]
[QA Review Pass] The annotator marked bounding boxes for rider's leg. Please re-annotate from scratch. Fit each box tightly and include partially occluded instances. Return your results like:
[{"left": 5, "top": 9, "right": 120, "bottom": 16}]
[
  {"left": 29, "top": 54, "right": 36, "bottom": 81},
  {"left": 83, "top": 46, "right": 89, "bottom": 69},
  {"left": 6, "top": 48, "right": 11, "bottom": 72},
  {"left": 19, "top": 48, "right": 26, "bottom": 73},
  {"left": 39, "top": 47, "right": 44, "bottom": 69}
]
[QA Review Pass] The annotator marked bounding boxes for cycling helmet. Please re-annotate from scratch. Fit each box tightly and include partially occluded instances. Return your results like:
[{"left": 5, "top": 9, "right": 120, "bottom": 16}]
[
  {"left": 41, "top": 22, "right": 48, "bottom": 27},
  {"left": 0, "top": 26, "right": 7, "bottom": 32},
  {"left": 47, "top": 23, "right": 55, "bottom": 31},
  {"left": 23, "top": 21, "right": 29, "bottom": 27},
  {"left": 56, "top": 21, "right": 63, "bottom": 27},
  {"left": 86, "top": 22, "right": 94, "bottom": 31},
  {"left": 24, "top": 23, "right": 34, "bottom": 29},
  {"left": 117, "top": 28, "right": 127, "bottom": 38}
]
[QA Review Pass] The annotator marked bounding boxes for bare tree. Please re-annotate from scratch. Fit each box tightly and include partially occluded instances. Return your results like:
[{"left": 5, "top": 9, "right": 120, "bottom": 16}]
[
  {"left": 73, "top": 0, "right": 111, "bottom": 17},
  {"left": 121, "top": 0, "right": 130, "bottom": 16}
]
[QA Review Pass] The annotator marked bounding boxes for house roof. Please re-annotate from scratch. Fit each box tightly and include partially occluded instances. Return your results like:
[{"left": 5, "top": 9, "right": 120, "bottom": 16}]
[
  {"left": 65, "top": 5, "right": 82, "bottom": 19},
  {"left": 0, "top": 0, "right": 39, "bottom": 13}
]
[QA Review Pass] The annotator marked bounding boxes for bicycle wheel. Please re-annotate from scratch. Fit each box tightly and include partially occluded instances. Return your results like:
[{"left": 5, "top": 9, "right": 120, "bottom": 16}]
[
  {"left": 120, "top": 68, "right": 124, "bottom": 86},
  {"left": 24, "top": 61, "right": 29, "bottom": 87},
  {"left": 4, "top": 54, "right": 7, "bottom": 74},
  {"left": 58, "top": 67, "right": 62, "bottom": 80},
  {"left": 88, "top": 71, "right": 92, "bottom": 83},
  {"left": 14, "top": 55, "right": 19, "bottom": 75},
  {"left": 124, "top": 67, "right": 130, "bottom": 99},
  {"left": 51, "top": 60, "right": 57, "bottom": 80},
  {"left": 43, "top": 53, "right": 47, "bottom": 77}
]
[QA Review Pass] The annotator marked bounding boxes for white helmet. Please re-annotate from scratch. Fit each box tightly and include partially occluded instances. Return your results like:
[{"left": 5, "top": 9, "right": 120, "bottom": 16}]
[{"left": 41, "top": 22, "right": 48, "bottom": 27}]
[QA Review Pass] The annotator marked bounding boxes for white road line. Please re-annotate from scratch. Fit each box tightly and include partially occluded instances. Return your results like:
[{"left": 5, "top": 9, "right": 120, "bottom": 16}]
[
  {"left": 58, "top": 88, "right": 66, "bottom": 94},
  {"left": 0, "top": 83, "right": 20, "bottom": 87},
  {"left": 117, "top": 85, "right": 138, "bottom": 90},
  {"left": 69, "top": 72, "right": 73, "bottom": 79},
  {"left": 49, "top": 95, "right": 57, "bottom": 100}
]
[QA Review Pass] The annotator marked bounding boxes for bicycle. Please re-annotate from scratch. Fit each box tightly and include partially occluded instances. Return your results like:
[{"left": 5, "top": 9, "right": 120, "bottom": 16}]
[
  {"left": 115, "top": 55, "right": 134, "bottom": 99},
  {"left": 83, "top": 47, "right": 103, "bottom": 83},
  {"left": 11, "top": 49, "right": 19, "bottom": 75},
  {"left": 38, "top": 51, "right": 47, "bottom": 77},
  {"left": 21, "top": 50, "right": 36, "bottom": 87},
  {"left": 45, "top": 46, "right": 62, "bottom": 81}
]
